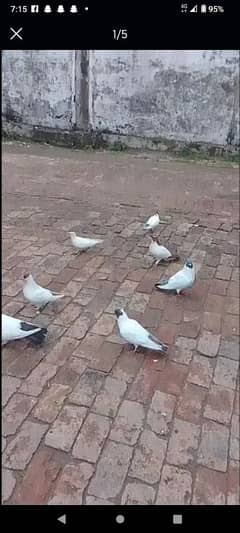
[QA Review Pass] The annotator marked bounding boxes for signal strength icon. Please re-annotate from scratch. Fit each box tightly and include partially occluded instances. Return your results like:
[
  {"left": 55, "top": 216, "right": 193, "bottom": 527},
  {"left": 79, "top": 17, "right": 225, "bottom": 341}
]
[
  {"left": 57, "top": 4, "right": 65, "bottom": 12},
  {"left": 190, "top": 5, "right": 198, "bottom": 12},
  {"left": 44, "top": 5, "right": 51, "bottom": 12}
]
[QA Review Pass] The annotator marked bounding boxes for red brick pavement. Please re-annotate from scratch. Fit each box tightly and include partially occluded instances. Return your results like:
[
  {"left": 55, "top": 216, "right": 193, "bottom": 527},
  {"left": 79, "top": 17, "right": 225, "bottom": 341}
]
[{"left": 2, "top": 142, "right": 239, "bottom": 505}]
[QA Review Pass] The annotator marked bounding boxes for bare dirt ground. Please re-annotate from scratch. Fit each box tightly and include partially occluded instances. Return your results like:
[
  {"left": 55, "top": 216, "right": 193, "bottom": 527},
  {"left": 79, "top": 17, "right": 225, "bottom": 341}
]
[{"left": 2, "top": 141, "right": 239, "bottom": 505}]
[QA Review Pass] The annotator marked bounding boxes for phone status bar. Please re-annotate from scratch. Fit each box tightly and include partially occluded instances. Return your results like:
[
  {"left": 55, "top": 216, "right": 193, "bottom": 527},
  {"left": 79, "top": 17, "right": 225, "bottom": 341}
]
[
  {"left": 10, "top": 4, "right": 89, "bottom": 14},
  {"left": 180, "top": 4, "right": 225, "bottom": 14}
]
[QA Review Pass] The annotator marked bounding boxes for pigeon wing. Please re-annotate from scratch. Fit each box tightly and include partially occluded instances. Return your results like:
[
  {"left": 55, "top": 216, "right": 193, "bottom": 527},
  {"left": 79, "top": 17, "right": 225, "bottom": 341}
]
[
  {"left": 148, "top": 333, "right": 168, "bottom": 352},
  {"left": 158, "top": 278, "right": 169, "bottom": 286},
  {"left": 2, "top": 315, "right": 40, "bottom": 342},
  {"left": 26, "top": 285, "right": 53, "bottom": 304},
  {"left": 120, "top": 318, "right": 149, "bottom": 345},
  {"left": 20, "top": 321, "right": 42, "bottom": 332},
  {"left": 158, "top": 269, "right": 185, "bottom": 289}
]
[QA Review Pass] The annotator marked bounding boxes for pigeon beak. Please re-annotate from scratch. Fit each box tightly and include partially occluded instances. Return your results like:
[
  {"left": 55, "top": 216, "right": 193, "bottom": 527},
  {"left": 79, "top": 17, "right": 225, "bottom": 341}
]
[
  {"left": 23, "top": 273, "right": 29, "bottom": 280},
  {"left": 114, "top": 309, "right": 122, "bottom": 318}
]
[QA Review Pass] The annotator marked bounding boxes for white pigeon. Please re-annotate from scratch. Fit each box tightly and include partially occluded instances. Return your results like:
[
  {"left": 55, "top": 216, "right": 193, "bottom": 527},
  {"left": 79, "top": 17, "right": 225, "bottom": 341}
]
[
  {"left": 2, "top": 313, "right": 47, "bottom": 346},
  {"left": 69, "top": 232, "right": 104, "bottom": 252},
  {"left": 114, "top": 308, "right": 168, "bottom": 353},
  {"left": 23, "top": 274, "right": 65, "bottom": 312},
  {"left": 143, "top": 213, "right": 168, "bottom": 232},
  {"left": 149, "top": 236, "right": 180, "bottom": 265},
  {"left": 155, "top": 260, "right": 195, "bottom": 295},
  {"left": 143, "top": 213, "right": 160, "bottom": 232}
]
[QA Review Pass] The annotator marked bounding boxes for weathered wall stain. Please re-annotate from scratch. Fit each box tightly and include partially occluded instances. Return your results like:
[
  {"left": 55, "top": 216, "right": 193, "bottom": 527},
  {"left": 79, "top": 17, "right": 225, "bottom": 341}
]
[
  {"left": 2, "top": 50, "right": 73, "bottom": 129},
  {"left": 2, "top": 50, "right": 239, "bottom": 150},
  {"left": 90, "top": 51, "right": 239, "bottom": 146},
  {"left": 79, "top": 50, "right": 89, "bottom": 130}
]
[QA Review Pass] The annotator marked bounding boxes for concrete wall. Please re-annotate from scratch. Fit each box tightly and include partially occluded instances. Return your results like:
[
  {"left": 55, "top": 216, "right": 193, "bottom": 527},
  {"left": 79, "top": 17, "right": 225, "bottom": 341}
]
[
  {"left": 2, "top": 50, "right": 239, "bottom": 149},
  {"left": 89, "top": 50, "right": 239, "bottom": 146}
]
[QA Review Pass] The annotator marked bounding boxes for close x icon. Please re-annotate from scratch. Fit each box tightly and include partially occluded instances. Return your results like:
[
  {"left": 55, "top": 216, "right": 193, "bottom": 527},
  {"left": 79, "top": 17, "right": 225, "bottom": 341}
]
[{"left": 10, "top": 27, "right": 23, "bottom": 40}]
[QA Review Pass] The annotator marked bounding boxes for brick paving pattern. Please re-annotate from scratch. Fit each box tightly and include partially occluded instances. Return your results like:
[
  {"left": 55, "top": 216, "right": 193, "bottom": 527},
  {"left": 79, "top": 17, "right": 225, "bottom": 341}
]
[{"left": 2, "top": 142, "right": 239, "bottom": 505}]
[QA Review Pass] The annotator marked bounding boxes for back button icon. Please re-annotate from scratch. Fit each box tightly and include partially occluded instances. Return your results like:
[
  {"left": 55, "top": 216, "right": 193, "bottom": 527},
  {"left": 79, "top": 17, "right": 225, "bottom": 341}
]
[{"left": 57, "top": 515, "right": 66, "bottom": 525}]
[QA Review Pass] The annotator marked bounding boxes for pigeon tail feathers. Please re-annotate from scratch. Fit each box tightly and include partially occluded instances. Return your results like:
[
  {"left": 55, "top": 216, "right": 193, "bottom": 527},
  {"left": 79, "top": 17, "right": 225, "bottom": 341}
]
[{"left": 28, "top": 327, "right": 48, "bottom": 345}]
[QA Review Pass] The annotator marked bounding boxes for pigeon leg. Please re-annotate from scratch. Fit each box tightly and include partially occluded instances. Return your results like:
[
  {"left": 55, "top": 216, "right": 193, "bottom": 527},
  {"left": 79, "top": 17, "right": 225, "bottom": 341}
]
[
  {"left": 134, "top": 345, "right": 139, "bottom": 353},
  {"left": 37, "top": 303, "right": 49, "bottom": 313},
  {"left": 176, "top": 290, "right": 184, "bottom": 297},
  {"left": 74, "top": 248, "right": 84, "bottom": 255}
]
